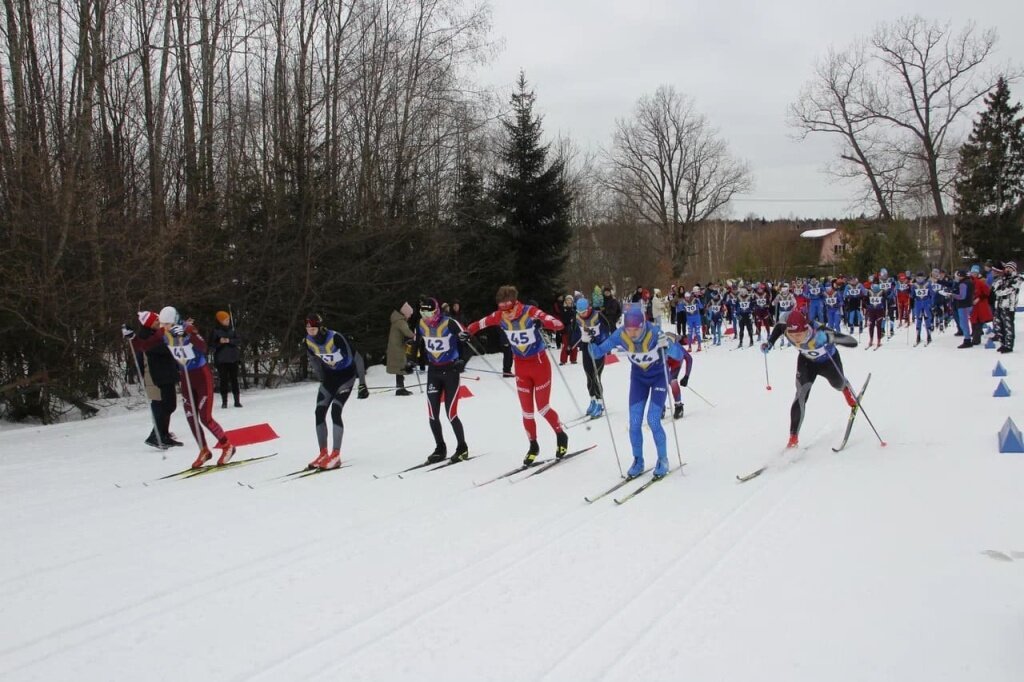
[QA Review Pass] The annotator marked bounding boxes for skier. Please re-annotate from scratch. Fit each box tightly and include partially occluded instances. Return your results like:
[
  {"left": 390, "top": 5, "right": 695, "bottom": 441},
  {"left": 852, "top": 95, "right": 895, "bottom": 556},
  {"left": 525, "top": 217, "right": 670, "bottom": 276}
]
[
  {"left": 774, "top": 283, "right": 798, "bottom": 346},
  {"left": 126, "top": 306, "right": 236, "bottom": 468},
  {"left": 752, "top": 284, "right": 773, "bottom": 342},
  {"left": 824, "top": 285, "right": 843, "bottom": 331},
  {"left": 844, "top": 278, "right": 865, "bottom": 335},
  {"left": 760, "top": 308, "right": 859, "bottom": 448},
  {"left": 415, "top": 297, "right": 470, "bottom": 464},
  {"left": 132, "top": 310, "right": 182, "bottom": 448},
  {"left": 706, "top": 290, "right": 726, "bottom": 346},
  {"left": 895, "top": 274, "right": 912, "bottom": 328},
  {"left": 302, "top": 313, "right": 366, "bottom": 469},
  {"left": 876, "top": 268, "right": 896, "bottom": 336},
  {"left": 588, "top": 303, "right": 684, "bottom": 478},
  {"left": 667, "top": 336, "right": 693, "bottom": 419},
  {"left": 463, "top": 285, "right": 568, "bottom": 465},
  {"left": 680, "top": 291, "right": 704, "bottom": 352},
  {"left": 911, "top": 272, "right": 935, "bottom": 346},
  {"left": 806, "top": 279, "right": 825, "bottom": 324},
  {"left": 864, "top": 283, "right": 887, "bottom": 349},
  {"left": 574, "top": 297, "right": 612, "bottom": 418}
]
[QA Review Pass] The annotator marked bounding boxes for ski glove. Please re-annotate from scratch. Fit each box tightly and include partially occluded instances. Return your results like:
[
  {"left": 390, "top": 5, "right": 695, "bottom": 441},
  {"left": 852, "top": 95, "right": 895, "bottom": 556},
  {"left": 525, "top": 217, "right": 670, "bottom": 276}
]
[
  {"left": 681, "top": 374, "right": 689, "bottom": 387},
  {"left": 121, "top": 325, "right": 135, "bottom": 339},
  {"left": 656, "top": 333, "right": 671, "bottom": 349},
  {"left": 579, "top": 328, "right": 593, "bottom": 343},
  {"left": 760, "top": 342, "right": 771, "bottom": 354},
  {"left": 457, "top": 330, "right": 472, "bottom": 342},
  {"left": 357, "top": 384, "right": 369, "bottom": 400},
  {"left": 170, "top": 324, "right": 186, "bottom": 337},
  {"left": 453, "top": 359, "right": 466, "bottom": 373}
]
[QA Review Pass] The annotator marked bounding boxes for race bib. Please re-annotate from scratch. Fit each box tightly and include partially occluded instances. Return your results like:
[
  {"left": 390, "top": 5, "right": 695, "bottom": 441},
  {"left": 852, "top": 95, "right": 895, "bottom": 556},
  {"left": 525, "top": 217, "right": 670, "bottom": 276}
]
[
  {"left": 799, "top": 347, "right": 825, "bottom": 359},
  {"left": 825, "top": 296, "right": 837, "bottom": 306},
  {"left": 170, "top": 344, "right": 195, "bottom": 365},
  {"left": 319, "top": 351, "right": 343, "bottom": 367},
  {"left": 626, "top": 351, "right": 658, "bottom": 368},
  {"left": 869, "top": 296, "right": 882, "bottom": 306},
  {"left": 424, "top": 336, "right": 452, "bottom": 355},
  {"left": 504, "top": 327, "right": 537, "bottom": 348},
  {"left": 685, "top": 304, "right": 697, "bottom": 314},
  {"left": 915, "top": 287, "right": 929, "bottom": 299},
  {"left": 779, "top": 299, "right": 794, "bottom": 310},
  {"left": 739, "top": 301, "right": 751, "bottom": 311},
  {"left": 809, "top": 287, "right": 821, "bottom": 296}
]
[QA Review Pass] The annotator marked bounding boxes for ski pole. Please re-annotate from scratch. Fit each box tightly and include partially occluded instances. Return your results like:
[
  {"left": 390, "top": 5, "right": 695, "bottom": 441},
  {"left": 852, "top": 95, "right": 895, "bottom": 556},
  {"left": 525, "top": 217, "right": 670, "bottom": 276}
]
[
  {"left": 461, "top": 334, "right": 518, "bottom": 396},
  {"left": 660, "top": 347, "right": 684, "bottom": 471},
  {"left": 544, "top": 328, "right": 585, "bottom": 418},
  {"left": 827, "top": 354, "right": 888, "bottom": 447},
  {"left": 587, "top": 346, "right": 623, "bottom": 477},
  {"left": 686, "top": 385, "right": 716, "bottom": 408},
  {"left": 179, "top": 357, "right": 204, "bottom": 451},
  {"left": 463, "top": 366, "right": 506, "bottom": 376},
  {"left": 125, "top": 337, "right": 165, "bottom": 452},
  {"left": 763, "top": 350, "right": 772, "bottom": 391}
]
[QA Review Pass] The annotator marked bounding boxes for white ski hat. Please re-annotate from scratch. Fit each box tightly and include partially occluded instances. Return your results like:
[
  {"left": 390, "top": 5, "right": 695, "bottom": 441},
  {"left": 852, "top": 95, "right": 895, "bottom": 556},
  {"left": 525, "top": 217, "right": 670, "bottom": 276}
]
[{"left": 158, "top": 306, "right": 178, "bottom": 324}]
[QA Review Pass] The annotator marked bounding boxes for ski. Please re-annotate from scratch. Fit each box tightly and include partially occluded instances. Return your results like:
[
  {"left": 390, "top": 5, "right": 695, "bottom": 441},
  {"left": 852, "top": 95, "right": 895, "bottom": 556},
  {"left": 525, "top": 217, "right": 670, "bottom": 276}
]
[
  {"left": 473, "top": 457, "right": 556, "bottom": 487},
  {"left": 584, "top": 469, "right": 652, "bottom": 503},
  {"left": 398, "top": 454, "right": 487, "bottom": 478},
  {"left": 283, "top": 463, "right": 353, "bottom": 483},
  {"left": 373, "top": 460, "right": 435, "bottom": 479},
  {"left": 832, "top": 373, "right": 872, "bottom": 453},
  {"left": 512, "top": 445, "right": 597, "bottom": 482},
  {"left": 736, "top": 466, "right": 767, "bottom": 483},
  {"left": 613, "top": 464, "right": 685, "bottom": 504},
  {"left": 178, "top": 454, "right": 280, "bottom": 480}
]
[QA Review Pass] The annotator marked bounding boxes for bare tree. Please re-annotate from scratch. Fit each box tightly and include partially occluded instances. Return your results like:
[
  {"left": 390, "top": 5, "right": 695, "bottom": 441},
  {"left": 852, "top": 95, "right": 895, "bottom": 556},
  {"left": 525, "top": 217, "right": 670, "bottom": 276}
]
[{"left": 601, "top": 85, "right": 751, "bottom": 277}]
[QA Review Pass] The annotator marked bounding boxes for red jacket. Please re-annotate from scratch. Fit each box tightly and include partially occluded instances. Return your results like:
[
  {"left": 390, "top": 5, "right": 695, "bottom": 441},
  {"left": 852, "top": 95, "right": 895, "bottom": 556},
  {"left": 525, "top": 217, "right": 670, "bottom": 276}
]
[{"left": 970, "top": 278, "right": 993, "bottom": 324}]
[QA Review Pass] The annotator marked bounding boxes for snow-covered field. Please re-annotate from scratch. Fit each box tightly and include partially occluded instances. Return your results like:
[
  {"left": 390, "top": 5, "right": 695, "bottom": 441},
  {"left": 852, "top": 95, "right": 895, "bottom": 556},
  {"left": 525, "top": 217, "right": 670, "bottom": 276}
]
[{"left": 2, "top": 325, "right": 1023, "bottom": 681}]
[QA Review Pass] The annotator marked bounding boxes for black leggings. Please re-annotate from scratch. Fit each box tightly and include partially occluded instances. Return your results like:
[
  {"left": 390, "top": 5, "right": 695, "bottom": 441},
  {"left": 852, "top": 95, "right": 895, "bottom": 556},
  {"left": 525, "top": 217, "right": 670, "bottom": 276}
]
[
  {"left": 426, "top": 365, "right": 466, "bottom": 449},
  {"left": 581, "top": 344, "right": 605, "bottom": 399},
  {"left": 217, "top": 362, "right": 240, "bottom": 403},
  {"left": 149, "top": 383, "right": 177, "bottom": 442},
  {"left": 790, "top": 352, "right": 846, "bottom": 435},
  {"left": 736, "top": 314, "right": 754, "bottom": 344},
  {"left": 316, "top": 369, "right": 355, "bottom": 450}
]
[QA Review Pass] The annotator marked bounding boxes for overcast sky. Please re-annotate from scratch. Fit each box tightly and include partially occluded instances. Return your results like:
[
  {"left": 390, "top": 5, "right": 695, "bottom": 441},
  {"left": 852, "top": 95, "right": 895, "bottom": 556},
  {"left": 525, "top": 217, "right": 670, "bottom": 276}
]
[{"left": 475, "top": 0, "right": 1024, "bottom": 220}]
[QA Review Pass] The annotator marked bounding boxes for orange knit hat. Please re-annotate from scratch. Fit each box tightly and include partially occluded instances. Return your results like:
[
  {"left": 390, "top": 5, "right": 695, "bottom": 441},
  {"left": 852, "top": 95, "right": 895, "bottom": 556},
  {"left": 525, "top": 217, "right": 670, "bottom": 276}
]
[{"left": 216, "top": 311, "right": 231, "bottom": 325}]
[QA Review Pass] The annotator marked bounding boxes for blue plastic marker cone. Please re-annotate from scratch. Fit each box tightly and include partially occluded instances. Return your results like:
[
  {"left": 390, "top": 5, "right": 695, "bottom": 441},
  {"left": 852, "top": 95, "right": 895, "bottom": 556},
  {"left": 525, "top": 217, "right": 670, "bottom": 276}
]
[
  {"left": 993, "top": 379, "right": 1011, "bottom": 397},
  {"left": 998, "top": 418, "right": 1024, "bottom": 453},
  {"left": 993, "top": 362, "right": 1007, "bottom": 377}
]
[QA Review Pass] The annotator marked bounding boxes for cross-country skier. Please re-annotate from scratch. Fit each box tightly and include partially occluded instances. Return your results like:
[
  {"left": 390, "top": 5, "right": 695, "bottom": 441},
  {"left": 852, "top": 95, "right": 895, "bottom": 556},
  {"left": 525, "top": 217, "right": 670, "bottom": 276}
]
[
  {"left": 752, "top": 284, "right": 773, "bottom": 342},
  {"left": 463, "top": 285, "right": 568, "bottom": 465},
  {"left": 667, "top": 337, "right": 693, "bottom": 419},
  {"left": 865, "top": 283, "right": 888, "bottom": 349},
  {"left": 760, "top": 308, "right": 858, "bottom": 448},
  {"left": 302, "top": 314, "right": 366, "bottom": 469},
  {"left": 589, "top": 303, "right": 684, "bottom": 478},
  {"left": 706, "top": 291, "right": 726, "bottom": 346},
  {"left": 844, "top": 278, "right": 865, "bottom": 335},
  {"left": 911, "top": 272, "right": 935, "bottom": 346},
  {"left": 895, "top": 274, "right": 912, "bottom": 328},
  {"left": 806, "top": 279, "right": 825, "bottom": 323},
  {"left": 126, "top": 306, "right": 236, "bottom": 468},
  {"left": 876, "top": 268, "right": 896, "bottom": 337},
  {"left": 415, "top": 297, "right": 470, "bottom": 464},
  {"left": 824, "top": 285, "right": 843, "bottom": 331},
  {"left": 774, "top": 284, "right": 798, "bottom": 345},
  {"left": 680, "top": 291, "right": 704, "bottom": 351},
  {"left": 574, "top": 297, "right": 612, "bottom": 418}
]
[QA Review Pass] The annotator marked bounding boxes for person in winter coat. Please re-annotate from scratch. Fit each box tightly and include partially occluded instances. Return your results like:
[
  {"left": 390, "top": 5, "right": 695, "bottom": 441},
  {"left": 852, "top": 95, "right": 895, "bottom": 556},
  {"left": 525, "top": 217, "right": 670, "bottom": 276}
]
[
  {"left": 210, "top": 310, "right": 242, "bottom": 408},
  {"left": 969, "top": 265, "right": 993, "bottom": 346},
  {"left": 602, "top": 287, "right": 621, "bottom": 327},
  {"left": 651, "top": 289, "right": 668, "bottom": 324},
  {"left": 134, "top": 311, "right": 183, "bottom": 449},
  {"left": 387, "top": 302, "right": 416, "bottom": 395},
  {"left": 558, "top": 294, "right": 578, "bottom": 365},
  {"left": 993, "top": 261, "right": 1020, "bottom": 353},
  {"left": 940, "top": 270, "right": 975, "bottom": 348}
]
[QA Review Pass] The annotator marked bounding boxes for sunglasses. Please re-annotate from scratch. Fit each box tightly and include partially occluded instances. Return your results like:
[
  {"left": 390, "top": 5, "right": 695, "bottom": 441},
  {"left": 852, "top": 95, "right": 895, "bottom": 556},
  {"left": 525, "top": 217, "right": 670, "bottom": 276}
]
[{"left": 498, "top": 300, "right": 515, "bottom": 311}]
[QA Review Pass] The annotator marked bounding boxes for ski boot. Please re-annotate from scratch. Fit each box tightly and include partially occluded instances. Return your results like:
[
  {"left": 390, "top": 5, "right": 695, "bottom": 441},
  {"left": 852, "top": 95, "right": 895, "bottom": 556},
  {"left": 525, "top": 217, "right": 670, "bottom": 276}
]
[
  {"left": 191, "top": 447, "right": 213, "bottom": 469},
  {"left": 308, "top": 447, "right": 328, "bottom": 469},
  {"left": 585, "top": 399, "right": 598, "bottom": 417},
  {"left": 786, "top": 433, "right": 799, "bottom": 449},
  {"left": 673, "top": 402, "right": 685, "bottom": 419},
  {"left": 216, "top": 442, "right": 236, "bottom": 465},
  {"left": 319, "top": 449, "right": 341, "bottom": 470},
  {"left": 653, "top": 456, "right": 670, "bottom": 478},
  {"left": 627, "top": 456, "right": 645, "bottom": 478},
  {"left": 523, "top": 440, "right": 540, "bottom": 466},
  {"left": 144, "top": 433, "right": 168, "bottom": 450},
  {"left": 450, "top": 443, "right": 469, "bottom": 462},
  {"left": 555, "top": 430, "right": 569, "bottom": 459},
  {"left": 590, "top": 401, "right": 604, "bottom": 419},
  {"left": 426, "top": 445, "right": 447, "bottom": 464}
]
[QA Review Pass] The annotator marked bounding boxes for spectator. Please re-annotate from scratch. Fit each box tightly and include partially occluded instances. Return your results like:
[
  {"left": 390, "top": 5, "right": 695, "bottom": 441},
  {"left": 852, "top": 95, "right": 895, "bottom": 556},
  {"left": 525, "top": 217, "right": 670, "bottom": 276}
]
[
  {"left": 387, "top": 302, "right": 416, "bottom": 395},
  {"left": 210, "top": 310, "right": 242, "bottom": 408},
  {"left": 603, "top": 287, "right": 621, "bottom": 327},
  {"left": 135, "top": 311, "right": 183, "bottom": 448},
  {"left": 969, "top": 265, "right": 993, "bottom": 347}
]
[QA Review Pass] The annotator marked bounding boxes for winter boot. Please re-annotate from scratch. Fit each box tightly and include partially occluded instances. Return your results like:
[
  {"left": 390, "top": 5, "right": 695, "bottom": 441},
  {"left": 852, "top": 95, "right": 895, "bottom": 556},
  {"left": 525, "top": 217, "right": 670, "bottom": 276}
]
[
  {"left": 957, "top": 339, "right": 973, "bottom": 349},
  {"left": 555, "top": 430, "right": 569, "bottom": 459},
  {"left": 234, "top": 400, "right": 243, "bottom": 408},
  {"left": 590, "top": 401, "right": 605, "bottom": 418},
  {"left": 786, "top": 433, "right": 799, "bottom": 449},
  {"left": 319, "top": 449, "right": 341, "bottom": 470},
  {"left": 523, "top": 440, "right": 540, "bottom": 466},
  {"left": 216, "top": 443, "right": 236, "bottom": 466},
  {"left": 395, "top": 388, "right": 413, "bottom": 396},
  {"left": 165, "top": 436, "right": 184, "bottom": 447},
  {"left": 653, "top": 456, "right": 670, "bottom": 478},
  {"left": 673, "top": 402, "right": 685, "bottom": 419},
  {"left": 191, "top": 447, "right": 213, "bottom": 469},
  {"left": 221, "top": 397, "right": 228, "bottom": 409},
  {"left": 842, "top": 386, "right": 857, "bottom": 408},
  {"left": 144, "top": 433, "right": 167, "bottom": 449},
  {"left": 426, "top": 445, "right": 447, "bottom": 464},
  {"left": 627, "top": 456, "right": 645, "bottom": 478},
  {"left": 308, "top": 447, "right": 328, "bottom": 469},
  {"left": 450, "top": 443, "right": 469, "bottom": 462}
]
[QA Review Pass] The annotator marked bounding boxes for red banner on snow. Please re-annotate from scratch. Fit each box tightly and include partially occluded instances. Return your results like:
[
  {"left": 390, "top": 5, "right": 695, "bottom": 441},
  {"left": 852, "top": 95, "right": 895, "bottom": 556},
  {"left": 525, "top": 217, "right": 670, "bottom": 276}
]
[{"left": 224, "top": 422, "right": 279, "bottom": 446}]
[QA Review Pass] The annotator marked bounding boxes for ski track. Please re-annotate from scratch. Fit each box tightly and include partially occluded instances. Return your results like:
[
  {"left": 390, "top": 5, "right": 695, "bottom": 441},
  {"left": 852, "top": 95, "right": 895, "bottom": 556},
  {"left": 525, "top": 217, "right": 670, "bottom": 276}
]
[{"left": 536, "top": 424, "right": 830, "bottom": 681}]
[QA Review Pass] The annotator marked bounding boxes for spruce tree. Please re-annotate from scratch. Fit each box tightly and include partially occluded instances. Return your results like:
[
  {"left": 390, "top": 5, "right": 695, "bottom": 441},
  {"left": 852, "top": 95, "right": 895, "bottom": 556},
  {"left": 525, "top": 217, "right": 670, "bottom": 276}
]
[
  {"left": 451, "top": 154, "right": 508, "bottom": 317},
  {"left": 955, "top": 77, "right": 1024, "bottom": 260},
  {"left": 492, "top": 72, "right": 572, "bottom": 304}
]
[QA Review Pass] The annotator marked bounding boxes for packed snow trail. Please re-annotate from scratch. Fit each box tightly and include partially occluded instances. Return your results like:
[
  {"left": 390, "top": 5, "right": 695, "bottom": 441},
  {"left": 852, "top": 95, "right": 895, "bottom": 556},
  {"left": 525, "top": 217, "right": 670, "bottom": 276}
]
[{"left": 1, "top": 329, "right": 1023, "bottom": 681}]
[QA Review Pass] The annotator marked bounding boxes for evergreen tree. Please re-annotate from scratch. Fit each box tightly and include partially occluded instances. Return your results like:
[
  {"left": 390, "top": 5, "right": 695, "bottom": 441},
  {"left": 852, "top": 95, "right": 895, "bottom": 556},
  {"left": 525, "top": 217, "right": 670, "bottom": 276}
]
[
  {"left": 955, "top": 77, "right": 1024, "bottom": 260},
  {"left": 451, "top": 154, "right": 508, "bottom": 317},
  {"left": 492, "top": 72, "right": 573, "bottom": 303}
]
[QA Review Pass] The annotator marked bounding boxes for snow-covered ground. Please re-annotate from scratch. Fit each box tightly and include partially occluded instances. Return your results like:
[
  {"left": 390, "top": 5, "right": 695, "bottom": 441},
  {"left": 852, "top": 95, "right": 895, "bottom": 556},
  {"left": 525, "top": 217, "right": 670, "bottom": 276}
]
[{"left": 2, "top": 325, "right": 1023, "bottom": 681}]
